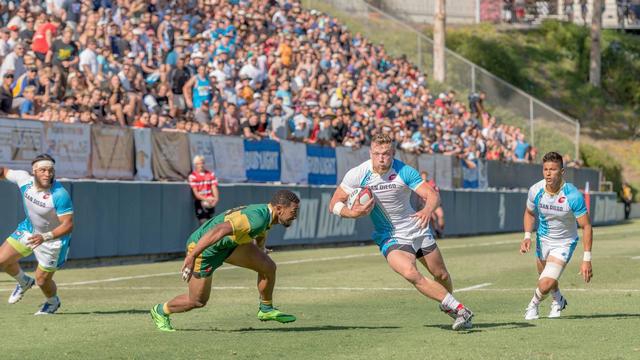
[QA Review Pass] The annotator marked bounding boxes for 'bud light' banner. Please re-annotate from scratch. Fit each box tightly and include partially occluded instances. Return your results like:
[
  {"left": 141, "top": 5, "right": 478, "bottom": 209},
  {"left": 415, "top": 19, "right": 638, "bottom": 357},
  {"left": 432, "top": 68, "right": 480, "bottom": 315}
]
[
  {"left": 244, "top": 139, "right": 281, "bottom": 182},
  {"left": 307, "top": 144, "right": 337, "bottom": 185}
]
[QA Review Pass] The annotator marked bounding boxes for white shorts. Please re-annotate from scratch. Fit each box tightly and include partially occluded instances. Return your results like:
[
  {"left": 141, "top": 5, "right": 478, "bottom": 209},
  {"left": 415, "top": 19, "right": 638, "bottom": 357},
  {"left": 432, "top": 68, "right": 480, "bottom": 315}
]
[
  {"left": 7, "top": 230, "right": 70, "bottom": 272},
  {"left": 379, "top": 233, "right": 437, "bottom": 258},
  {"left": 536, "top": 238, "right": 579, "bottom": 263}
]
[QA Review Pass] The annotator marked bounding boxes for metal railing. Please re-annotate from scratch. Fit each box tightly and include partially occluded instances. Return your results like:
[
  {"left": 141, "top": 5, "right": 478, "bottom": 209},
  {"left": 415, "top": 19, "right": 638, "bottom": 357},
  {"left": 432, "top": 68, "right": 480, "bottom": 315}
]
[{"left": 305, "top": 0, "right": 581, "bottom": 160}]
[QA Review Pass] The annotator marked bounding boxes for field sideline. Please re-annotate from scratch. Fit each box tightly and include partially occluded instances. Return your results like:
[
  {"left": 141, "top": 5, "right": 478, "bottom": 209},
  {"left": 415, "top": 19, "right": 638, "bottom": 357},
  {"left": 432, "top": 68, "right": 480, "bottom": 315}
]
[{"left": 1, "top": 221, "right": 639, "bottom": 359}]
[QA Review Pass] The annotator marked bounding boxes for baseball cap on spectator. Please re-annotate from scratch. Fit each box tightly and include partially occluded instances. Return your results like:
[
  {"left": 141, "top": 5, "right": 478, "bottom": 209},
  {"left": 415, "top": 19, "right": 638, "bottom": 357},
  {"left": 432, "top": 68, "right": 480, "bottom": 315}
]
[
  {"left": 192, "top": 52, "right": 204, "bottom": 59},
  {"left": 322, "top": 109, "right": 336, "bottom": 119}
]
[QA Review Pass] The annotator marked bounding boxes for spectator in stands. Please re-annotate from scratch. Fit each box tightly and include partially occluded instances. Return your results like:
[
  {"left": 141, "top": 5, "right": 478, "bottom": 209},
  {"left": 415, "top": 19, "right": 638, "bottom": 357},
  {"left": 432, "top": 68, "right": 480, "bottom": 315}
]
[
  {"left": 0, "top": 41, "right": 25, "bottom": 79},
  {"left": 513, "top": 134, "right": 529, "bottom": 162},
  {"left": 188, "top": 155, "right": 219, "bottom": 225},
  {"left": 0, "top": 72, "right": 14, "bottom": 114},
  {"left": 0, "top": 0, "right": 536, "bottom": 168}
]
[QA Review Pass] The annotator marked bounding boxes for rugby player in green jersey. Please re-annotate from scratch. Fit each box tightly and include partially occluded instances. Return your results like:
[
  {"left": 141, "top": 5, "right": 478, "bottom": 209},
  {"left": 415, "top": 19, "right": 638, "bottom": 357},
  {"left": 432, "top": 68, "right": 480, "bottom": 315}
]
[{"left": 150, "top": 190, "right": 300, "bottom": 332}]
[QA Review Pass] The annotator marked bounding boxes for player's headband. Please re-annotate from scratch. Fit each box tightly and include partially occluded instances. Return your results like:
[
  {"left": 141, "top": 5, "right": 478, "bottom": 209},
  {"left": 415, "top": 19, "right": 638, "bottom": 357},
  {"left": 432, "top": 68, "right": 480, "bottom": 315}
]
[{"left": 32, "top": 160, "right": 55, "bottom": 171}]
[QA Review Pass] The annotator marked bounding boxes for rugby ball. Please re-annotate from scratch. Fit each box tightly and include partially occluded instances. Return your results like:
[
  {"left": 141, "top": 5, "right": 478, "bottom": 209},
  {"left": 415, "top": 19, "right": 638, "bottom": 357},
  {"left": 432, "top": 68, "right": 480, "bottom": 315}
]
[{"left": 347, "top": 187, "right": 373, "bottom": 209}]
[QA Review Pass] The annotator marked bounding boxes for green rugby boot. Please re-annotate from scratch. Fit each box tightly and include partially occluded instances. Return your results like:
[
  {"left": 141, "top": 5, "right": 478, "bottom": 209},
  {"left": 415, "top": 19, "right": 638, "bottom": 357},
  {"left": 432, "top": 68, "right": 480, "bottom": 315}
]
[
  {"left": 257, "top": 308, "right": 297, "bottom": 323},
  {"left": 150, "top": 304, "right": 176, "bottom": 332}
]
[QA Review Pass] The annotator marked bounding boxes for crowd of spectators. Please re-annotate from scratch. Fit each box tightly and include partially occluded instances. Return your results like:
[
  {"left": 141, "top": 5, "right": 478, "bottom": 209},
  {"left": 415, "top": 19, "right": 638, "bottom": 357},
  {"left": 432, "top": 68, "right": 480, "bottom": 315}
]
[{"left": 0, "top": 0, "right": 543, "bottom": 164}]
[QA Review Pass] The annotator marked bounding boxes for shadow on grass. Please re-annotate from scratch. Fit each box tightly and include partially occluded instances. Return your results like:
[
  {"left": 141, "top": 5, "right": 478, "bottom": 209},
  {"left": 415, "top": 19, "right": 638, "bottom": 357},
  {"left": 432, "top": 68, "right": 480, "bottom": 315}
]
[
  {"left": 180, "top": 325, "right": 401, "bottom": 333},
  {"left": 424, "top": 321, "right": 535, "bottom": 333},
  {"left": 560, "top": 313, "right": 640, "bottom": 320},
  {"left": 62, "top": 309, "right": 149, "bottom": 315}
]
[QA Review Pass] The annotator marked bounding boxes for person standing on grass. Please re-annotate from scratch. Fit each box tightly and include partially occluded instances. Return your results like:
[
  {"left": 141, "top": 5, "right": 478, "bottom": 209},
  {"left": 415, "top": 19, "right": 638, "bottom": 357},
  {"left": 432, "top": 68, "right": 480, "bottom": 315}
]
[
  {"left": 150, "top": 190, "right": 300, "bottom": 332},
  {"left": 621, "top": 182, "right": 633, "bottom": 220},
  {"left": 520, "top": 151, "right": 593, "bottom": 320},
  {"left": 0, "top": 154, "right": 73, "bottom": 315},
  {"left": 188, "top": 155, "right": 220, "bottom": 225},
  {"left": 329, "top": 134, "right": 474, "bottom": 331}
]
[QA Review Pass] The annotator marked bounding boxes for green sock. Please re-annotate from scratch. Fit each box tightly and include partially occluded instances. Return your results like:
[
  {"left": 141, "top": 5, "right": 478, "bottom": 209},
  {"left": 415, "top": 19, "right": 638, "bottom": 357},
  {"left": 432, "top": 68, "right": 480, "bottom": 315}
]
[{"left": 259, "top": 300, "right": 273, "bottom": 312}]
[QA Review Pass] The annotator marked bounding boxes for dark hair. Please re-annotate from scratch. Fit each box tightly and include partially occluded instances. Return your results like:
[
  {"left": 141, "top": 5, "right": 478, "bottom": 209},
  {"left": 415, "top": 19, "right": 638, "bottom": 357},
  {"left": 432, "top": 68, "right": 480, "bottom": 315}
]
[
  {"left": 542, "top": 151, "right": 563, "bottom": 168},
  {"left": 270, "top": 190, "right": 300, "bottom": 207},
  {"left": 31, "top": 153, "right": 56, "bottom": 166}
]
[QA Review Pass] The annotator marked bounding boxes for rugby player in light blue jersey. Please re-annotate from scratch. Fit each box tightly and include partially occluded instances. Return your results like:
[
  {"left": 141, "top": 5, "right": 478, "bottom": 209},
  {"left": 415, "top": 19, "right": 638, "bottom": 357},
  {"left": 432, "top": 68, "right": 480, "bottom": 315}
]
[
  {"left": 0, "top": 154, "right": 74, "bottom": 315},
  {"left": 520, "top": 151, "right": 593, "bottom": 320},
  {"left": 329, "top": 134, "right": 474, "bottom": 331}
]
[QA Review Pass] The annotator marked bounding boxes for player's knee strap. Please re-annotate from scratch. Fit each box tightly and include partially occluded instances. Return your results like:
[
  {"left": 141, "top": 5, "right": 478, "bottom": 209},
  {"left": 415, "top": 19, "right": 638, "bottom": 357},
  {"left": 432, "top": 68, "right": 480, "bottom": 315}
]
[{"left": 539, "top": 262, "right": 564, "bottom": 280}]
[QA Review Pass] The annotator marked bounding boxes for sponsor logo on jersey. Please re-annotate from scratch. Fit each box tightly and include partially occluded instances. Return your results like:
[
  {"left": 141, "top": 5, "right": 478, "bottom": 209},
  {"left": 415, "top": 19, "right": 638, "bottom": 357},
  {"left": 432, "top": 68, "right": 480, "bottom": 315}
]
[
  {"left": 370, "top": 183, "right": 399, "bottom": 191},
  {"left": 389, "top": 174, "right": 397, "bottom": 181},
  {"left": 24, "top": 193, "right": 48, "bottom": 208},
  {"left": 558, "top": 196, "right": 566, "bottom": 204},
  {"left": 43, "top": 194, "right": 50, "bottom": 199},
  {"left": 539, "top": 203, "right": 565, "bottom": 212}
]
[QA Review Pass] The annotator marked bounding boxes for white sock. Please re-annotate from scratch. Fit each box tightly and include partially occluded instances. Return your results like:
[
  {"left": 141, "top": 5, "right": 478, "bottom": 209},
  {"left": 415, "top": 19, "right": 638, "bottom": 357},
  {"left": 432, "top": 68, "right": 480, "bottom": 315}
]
[
  {"left": 46, "top": 295, "right": 59, "bottom": 304},
  {"left": 530, "top": 288, "right": 548, "bottom": 306},
  {"left": 551, "top": 288, "right": 563, "bottom": 302},
  {"left": 441, "top": 293, "right": 462, "bottom": 312},
  {"left": 11, "top": 269, "right": 30, "bottom": 288}
]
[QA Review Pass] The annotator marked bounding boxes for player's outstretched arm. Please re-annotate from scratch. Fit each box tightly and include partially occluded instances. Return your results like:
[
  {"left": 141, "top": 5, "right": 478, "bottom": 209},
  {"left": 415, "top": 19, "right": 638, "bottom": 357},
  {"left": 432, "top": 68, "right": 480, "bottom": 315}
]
[
  {"left": 182, "top": 221, "right": 233, "bottom": 281},
  {"left": 520, "top": 208, "right": 536, "bottom": 254},
  {"left": 576, "top": 214, "right": 593, "bottom": 283},
  {"left": 412, "top": 182, "right": 440, "bottom": 228},
  {"left": 328, "top": 186, "right": 373, "bottom": 219},
  {"left": 27, "top": 214, "right": 74, "bottom": 249}
]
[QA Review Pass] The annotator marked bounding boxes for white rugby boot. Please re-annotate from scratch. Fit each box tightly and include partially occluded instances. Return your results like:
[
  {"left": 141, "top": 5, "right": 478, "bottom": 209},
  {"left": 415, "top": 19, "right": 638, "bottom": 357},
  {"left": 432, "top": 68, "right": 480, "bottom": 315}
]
[
  {"left": 524, "top": 303, "right": 540, "bottom": 320},
  {"left": 549, "top": 296, "right": 568, "bottom": 318}
]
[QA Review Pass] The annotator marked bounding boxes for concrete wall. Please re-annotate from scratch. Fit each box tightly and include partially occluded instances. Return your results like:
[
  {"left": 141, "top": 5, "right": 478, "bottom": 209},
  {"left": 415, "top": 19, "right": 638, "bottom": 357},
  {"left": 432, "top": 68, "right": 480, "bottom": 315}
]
[
  {"left": 0, "top": 181, "right": 623, "bottom": 261},
  {"left": 486, "top": 161, "right": 600, "bottom": 190}
]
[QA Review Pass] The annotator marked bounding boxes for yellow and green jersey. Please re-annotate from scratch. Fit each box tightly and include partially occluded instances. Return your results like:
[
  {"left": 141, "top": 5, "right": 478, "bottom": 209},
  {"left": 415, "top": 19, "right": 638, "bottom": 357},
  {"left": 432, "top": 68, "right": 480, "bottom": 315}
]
[{"left": 186, "top": 204, "right": 273, "bottom": 278}]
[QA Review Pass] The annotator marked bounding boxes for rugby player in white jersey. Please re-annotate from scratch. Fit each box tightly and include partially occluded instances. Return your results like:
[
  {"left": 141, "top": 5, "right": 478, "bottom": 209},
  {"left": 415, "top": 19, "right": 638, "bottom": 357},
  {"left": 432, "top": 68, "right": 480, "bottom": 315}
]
[
  {"left": 520, "top": 151, "right": 593, "bottom": 320},
  {"left": 0, "top": 154, "right": 74, "bottom": 315},
  {"left": 329, "top": 134, "right": 474, "bottom": 330}
]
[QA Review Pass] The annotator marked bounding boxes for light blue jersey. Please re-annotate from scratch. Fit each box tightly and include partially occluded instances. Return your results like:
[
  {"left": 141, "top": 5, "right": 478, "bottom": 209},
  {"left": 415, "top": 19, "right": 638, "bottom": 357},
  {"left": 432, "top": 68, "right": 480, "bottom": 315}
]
[
  {"left": 5, "top": 170, "right": 73, "bottom": 270},
  {"left": 526, "top": 179, "right": 587, "bottom": 248},
  {"left": 340, "top": 159, "right": 427, "bottom": 246}
]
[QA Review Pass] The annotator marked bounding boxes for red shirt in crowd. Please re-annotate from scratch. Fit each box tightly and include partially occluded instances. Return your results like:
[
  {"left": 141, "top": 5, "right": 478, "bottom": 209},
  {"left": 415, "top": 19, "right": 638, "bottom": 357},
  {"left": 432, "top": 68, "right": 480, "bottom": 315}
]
[
  {"left": 188, "top": 170, "right": 218, "bottom": 198},
  {"left": 32, "top": 22, "right": 58, "bottom": 54}
]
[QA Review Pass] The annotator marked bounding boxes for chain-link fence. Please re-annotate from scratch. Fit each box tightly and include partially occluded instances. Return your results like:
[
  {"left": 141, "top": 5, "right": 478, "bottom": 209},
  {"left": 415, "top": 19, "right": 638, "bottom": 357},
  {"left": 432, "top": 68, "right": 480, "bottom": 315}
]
[{"left": 305, "top": 0, "right": 581, "bottom": 160}]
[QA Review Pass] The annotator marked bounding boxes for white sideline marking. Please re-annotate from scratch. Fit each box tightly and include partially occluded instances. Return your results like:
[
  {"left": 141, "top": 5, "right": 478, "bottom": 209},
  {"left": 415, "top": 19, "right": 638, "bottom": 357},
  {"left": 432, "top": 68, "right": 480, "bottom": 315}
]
[
  {"left": 0, "top": 284, "right": 490, "bottom": 292},
  {"left": 3, "top": 239, "right": 522, "bottom": 288},
  {"left": 631, "top": 256, "right": 640, "bottom": 260},
  {"left": 2, "top": 285, "right": 639, "bottom": 293},
  {"left": 455, "top": 283, "right": 492, "bottom": 292}
]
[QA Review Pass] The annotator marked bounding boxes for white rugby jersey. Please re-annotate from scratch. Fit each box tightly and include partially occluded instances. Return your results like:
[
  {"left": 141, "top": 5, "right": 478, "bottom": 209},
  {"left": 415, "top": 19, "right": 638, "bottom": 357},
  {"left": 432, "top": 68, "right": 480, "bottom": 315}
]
[
  {"left": 526, "top": 179, "right": 587, "bottom": 245},
  {"left": 5, "top": 170, "right": 73, "bottom": 242},
  {"left": 340, "top": 159, "right": 427, "bottom": 244}
]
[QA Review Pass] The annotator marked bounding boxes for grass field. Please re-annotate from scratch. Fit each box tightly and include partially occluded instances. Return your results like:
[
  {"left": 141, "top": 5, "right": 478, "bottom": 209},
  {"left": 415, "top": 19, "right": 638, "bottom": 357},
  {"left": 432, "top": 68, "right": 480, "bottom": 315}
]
[{"left": 2, "top": 221, "right": 640, "bottom": 360}]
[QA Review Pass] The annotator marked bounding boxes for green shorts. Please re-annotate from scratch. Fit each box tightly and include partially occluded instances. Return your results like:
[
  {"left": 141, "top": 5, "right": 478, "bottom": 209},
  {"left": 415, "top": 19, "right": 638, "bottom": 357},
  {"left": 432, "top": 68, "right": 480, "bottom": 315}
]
[{"left": 187, "top": 236, "right": 238, "bottom": 278}]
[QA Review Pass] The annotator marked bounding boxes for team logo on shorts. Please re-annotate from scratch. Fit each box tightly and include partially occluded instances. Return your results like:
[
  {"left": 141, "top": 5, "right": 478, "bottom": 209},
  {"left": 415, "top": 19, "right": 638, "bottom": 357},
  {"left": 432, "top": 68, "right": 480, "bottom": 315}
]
[
  {"left": 558, "top": 196, "right": 566, "bottom": 204},
  {"left": 204, "top": 267, "right": 212, "bottom": 273},
  {"left": 15, "top": 230, "right": 23, "bottom": 237}
]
